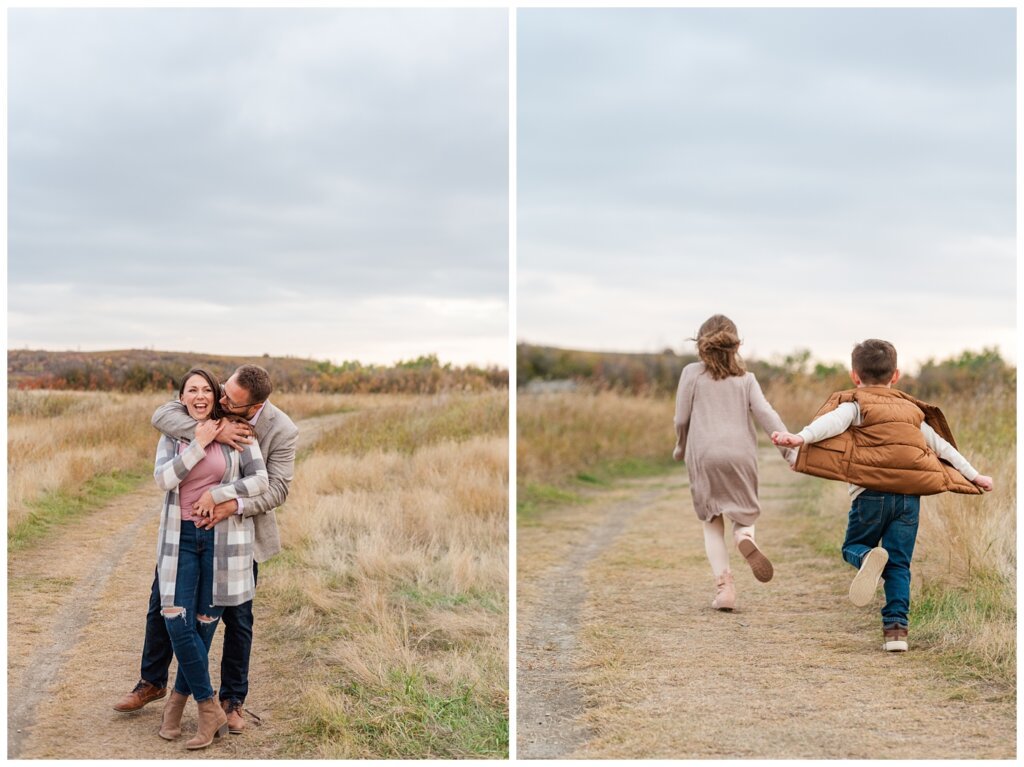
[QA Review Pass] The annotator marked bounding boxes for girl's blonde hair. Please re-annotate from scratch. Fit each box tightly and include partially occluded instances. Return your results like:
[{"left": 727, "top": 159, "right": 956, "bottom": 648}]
[{"left": 695, "top": 314, "right": 745, "bottom": 380}]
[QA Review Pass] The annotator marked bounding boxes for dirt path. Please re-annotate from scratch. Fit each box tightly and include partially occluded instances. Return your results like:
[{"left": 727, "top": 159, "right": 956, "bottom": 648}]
[
  {"left": 7, "top": 411, "right": 350, "bottom": 759},
  {"left": 516, "top": 449, "right": 1016, "bottom": 759}
]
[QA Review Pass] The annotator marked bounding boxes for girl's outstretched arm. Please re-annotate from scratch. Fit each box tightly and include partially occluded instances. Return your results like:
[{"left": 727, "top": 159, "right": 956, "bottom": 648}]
[{"left": 748, "top": 374, "right": 796, "bottom": 463}]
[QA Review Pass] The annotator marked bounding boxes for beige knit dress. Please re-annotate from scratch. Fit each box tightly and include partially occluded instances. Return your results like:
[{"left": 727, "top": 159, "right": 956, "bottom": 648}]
[{"left": 674, "top": 362, "right": 794, "bottom": 526}]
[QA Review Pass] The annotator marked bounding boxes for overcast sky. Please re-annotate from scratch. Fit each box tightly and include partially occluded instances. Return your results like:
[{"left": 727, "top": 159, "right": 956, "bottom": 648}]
[
  {"left": 9, "top": 8, "right": 508, "bottom": 367},
  {"left": 518, "top": 8, "right": 1016, "bottom": 371}
]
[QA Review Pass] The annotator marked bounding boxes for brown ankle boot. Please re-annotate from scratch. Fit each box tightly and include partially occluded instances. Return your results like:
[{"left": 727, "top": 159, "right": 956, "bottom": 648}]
[
  {"left": 711, "top": 570, "right": 736, "bottom": 611},
  {"left": 158, "top": 691, "right": 189, "bottom": 740},
  {"left": 185, "top": 698, "right": 229, "bottom": 750}
]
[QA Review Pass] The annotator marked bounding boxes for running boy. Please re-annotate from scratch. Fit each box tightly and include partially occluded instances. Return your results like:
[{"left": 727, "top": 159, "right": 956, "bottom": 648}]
[{"left": 771, "top": 339, "right": 992, "bottom": 651}]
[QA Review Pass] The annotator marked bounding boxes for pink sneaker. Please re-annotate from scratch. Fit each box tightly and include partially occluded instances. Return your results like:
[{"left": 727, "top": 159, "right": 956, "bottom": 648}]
[{"left": 711, "top": 570, "right": 736, "bottom": 611}]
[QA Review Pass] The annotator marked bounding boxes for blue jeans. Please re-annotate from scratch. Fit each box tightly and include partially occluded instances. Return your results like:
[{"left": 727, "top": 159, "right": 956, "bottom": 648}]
[
  {"left": 141, "top": 561, "right": 257, "bottom": 703},
  {"left": 162, "top": 521, "right": 223, "bottom": 702},
  {"left": 842, "top": 491, "right": 920, "bottom": 628}
]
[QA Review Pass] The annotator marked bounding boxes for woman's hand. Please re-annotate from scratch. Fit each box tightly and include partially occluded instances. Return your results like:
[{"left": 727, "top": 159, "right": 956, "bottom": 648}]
[
  {"left": 193, "top": 489, "right": 216, "bottom": 516},
  {"left": 194, "top": 418, "right": 223, "bottom": 448}
]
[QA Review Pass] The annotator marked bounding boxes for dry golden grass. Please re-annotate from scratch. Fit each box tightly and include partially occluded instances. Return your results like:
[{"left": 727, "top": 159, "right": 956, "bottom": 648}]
[
  {"left": 520, "top": 382, "right": 1015, "bottom": 692},
  {"left": 7, "top": 390, "right": 168, "bottom": 533},
  {"left": 517, "top": 391, "right": 668, "bottom": 487},
  {"left": 271, "top": 392, "right": 416, "bottom": 421},
  {"left": 261, "top": 391, "right": 509, "bottom": 758},
  {"left": 7, "top": 388, "right": 509, "bottom": 757}
]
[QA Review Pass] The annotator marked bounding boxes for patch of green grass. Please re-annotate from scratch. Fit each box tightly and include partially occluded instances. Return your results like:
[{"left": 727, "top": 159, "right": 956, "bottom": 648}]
[
  {"left": 8, "top": 468, "right": 147, "bottom": 551},
  {"left": 910, "top": 575, "right": 1015, "bottom": 696},
  {"left": 317, "top": 394, "right": 507, "bottom": 457},
  {"left": 518, "top": 457, "right": 677, "bottom": 524},
  {"left": 587, "top": 455, "right": 677, "bottom": 482},
  {"left": 517, "top": 482, "right": 587, "bottom": 523},
  {"left": 299, "top": 672, "right": 507, "bottom": 758},
  {"left": 396, "top": 585, "right": 503, "bottom": 614}
]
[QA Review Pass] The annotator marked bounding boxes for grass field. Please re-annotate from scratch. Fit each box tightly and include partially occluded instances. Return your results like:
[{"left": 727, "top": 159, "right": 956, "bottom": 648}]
[
  {"left": 7, "top": 388, "right": 509, "bottom": 758},
  {"left": 517, "top": 381, "right": 1016, "bottom": 695}
]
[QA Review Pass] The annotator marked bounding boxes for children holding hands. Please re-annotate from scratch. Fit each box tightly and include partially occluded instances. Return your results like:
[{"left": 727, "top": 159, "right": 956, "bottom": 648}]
[{"left": 772, "top": 339, "right": 992, "bottom": 651}]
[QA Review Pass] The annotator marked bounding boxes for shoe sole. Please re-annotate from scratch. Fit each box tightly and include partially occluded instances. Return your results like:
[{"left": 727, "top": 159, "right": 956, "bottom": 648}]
[
  {"left": 883, "top": 640, "right": 908, "bottom": 652},
  {"left": 737, "top": 538, "right": 773, "bottom": 583},
  {"left": 849, "top": 547, "right": 888, "bottom": 606}
]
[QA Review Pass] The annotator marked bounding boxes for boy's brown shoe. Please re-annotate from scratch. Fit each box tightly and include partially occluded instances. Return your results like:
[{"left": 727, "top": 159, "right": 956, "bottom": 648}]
[
  {"left": 883, "top": 625, "right": 909, "bottom": 652},
  {"left": 113, "top": 680, "right": 167, "bottom": 712},
  {"left": 849, "top": 546, "right": 888, "bottom": 606},
  {"left": 737, "top": 538, "right": 773, "bottom": 582}
]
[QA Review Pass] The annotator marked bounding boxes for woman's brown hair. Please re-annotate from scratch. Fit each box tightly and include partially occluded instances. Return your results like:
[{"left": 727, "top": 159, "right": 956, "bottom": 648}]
[{"left": 695, "top": 314, "right": 745, "bottom": 380}]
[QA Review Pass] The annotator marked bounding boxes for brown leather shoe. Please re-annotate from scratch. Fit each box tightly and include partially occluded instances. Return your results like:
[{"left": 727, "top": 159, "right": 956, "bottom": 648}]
[
  {"left": 221, "top": 698, "right": 245, "bottom": 734},
  {"left": 113, "top": 680, "right": 167, "bottom": 712},
  {"left": 186, "top": 698, "right": 229, "bottom": 750},
  {"left": 883, "top": 624, "right": 909, "bottom": 652}
]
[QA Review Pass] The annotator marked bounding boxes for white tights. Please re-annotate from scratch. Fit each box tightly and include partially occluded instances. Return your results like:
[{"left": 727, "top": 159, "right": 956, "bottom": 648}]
[{"left": 702, "top": 515, "right": 755, "bottom": 577}]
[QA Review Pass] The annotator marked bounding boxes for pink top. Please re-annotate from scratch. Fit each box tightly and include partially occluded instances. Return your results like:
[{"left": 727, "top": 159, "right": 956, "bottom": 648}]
[{"left": 177, "top": 442, "right": 227, "bottom": 522}]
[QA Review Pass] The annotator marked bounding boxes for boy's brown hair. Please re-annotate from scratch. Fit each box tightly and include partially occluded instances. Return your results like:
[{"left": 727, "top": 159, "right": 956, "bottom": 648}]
[
  {"left": 851, "top": 339, "right": 898, "bottom": 384},
  {"left": 695, "top": 314, "right": 745, "bottom": 380}
]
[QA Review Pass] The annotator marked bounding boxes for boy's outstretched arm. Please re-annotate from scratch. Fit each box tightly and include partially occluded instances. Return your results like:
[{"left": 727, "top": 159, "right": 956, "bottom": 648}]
[{"left": 920, "top": 422, "right": 993, "bottom": 492}]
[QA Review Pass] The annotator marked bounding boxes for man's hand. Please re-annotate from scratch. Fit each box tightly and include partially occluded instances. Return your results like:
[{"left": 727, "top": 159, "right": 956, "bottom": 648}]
[
  {"left": 194, "top": 499, "right": 240, "bottom": 529},
  {"left": 216, "top": 420, "right": 254, "bottom": 452},
  {"left": 771, "top": 431, "right": 804, "bottom": 447},
  {"left": 973, "top": 474, "right": 994, "bottom": 492}
]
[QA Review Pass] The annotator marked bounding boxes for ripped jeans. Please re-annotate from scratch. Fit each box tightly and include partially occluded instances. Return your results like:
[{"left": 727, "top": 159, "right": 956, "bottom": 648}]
[{"left": 162, "top": 520, "right": 223, "bottom": 702}]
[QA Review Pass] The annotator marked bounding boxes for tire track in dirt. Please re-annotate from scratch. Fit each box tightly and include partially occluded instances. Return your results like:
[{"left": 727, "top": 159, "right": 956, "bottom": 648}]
[
  {"left": 7, "top": 411, "right": 350, "bottom": 759},
  {"left": 516, "top": 449, "right": 1016, "bottom": 759},
  {"left": 516, "top": 486, "right": 666, "bottom": 758}
]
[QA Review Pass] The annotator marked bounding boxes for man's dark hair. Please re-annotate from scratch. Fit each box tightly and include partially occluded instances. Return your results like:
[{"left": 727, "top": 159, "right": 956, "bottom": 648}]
[
  {"left": 234, "top": 364, "right": 273, "bottom": 404},
  {"left": 851, "top": 339, "right": 898, "bottom": 385}
]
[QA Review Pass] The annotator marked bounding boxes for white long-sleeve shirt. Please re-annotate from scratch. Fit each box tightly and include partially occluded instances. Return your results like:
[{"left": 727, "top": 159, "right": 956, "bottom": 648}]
[{"left": 796, "top": 401, "right": 979, "bottom": 498}]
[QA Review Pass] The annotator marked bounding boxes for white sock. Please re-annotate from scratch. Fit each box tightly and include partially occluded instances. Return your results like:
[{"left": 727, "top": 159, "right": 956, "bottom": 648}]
[{"left": 703, "top": 516, "right": 730, "bottom": 576}]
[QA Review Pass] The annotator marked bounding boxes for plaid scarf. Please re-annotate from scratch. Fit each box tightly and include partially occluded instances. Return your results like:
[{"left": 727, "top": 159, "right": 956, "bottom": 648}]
[{"left": 154, "top": 434, "right": 269, "bottom": 607}]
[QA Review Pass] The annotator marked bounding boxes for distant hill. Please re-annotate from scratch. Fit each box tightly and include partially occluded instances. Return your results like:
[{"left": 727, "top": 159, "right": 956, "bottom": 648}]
[
  {"left": 517, "top": 342, "right": 1013, "bottom": 398},
  {"left": 8, "top": 349, "right": 507, "bottom": 394}
]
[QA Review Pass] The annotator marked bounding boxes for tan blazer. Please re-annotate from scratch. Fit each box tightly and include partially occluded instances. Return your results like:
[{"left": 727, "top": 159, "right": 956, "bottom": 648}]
[{"left": 152, "top": 400, "right": 299, "bottom": 561}]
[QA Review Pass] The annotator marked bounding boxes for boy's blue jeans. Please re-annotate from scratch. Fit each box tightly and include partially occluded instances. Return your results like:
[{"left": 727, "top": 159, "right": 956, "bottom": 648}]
[
  {"left": 163, "top": 521, "right": 223, "bottom": 702},
  {"left": 841, "top": 490, "right": 920, "bottom": 629}
]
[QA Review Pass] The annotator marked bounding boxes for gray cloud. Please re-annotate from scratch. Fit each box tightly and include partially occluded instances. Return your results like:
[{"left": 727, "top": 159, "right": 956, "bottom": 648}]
[
  {"left": 517, "top": 8, "right": 1015, "bottom": 367},
  {"left": 9, "top": 8, "right": 508, "bottom": 365}
]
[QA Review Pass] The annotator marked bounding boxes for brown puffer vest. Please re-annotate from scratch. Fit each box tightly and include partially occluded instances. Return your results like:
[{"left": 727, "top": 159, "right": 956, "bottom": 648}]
[{"left": 794, "top": 386, "right": 981, "bottom": 496}]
